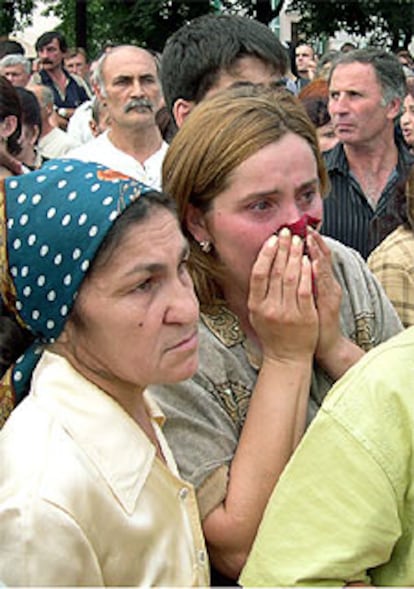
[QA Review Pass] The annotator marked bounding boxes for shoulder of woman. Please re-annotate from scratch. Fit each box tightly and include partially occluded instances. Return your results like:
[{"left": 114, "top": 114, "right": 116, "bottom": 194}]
[{"left": 323, "top": 235, "right": 366, "bottom": 272}]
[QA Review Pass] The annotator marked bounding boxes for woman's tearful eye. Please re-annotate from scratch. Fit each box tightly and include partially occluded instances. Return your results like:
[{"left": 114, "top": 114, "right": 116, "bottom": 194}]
[{"left": 249, "top": 200, "right": 272, "bottom": 211}]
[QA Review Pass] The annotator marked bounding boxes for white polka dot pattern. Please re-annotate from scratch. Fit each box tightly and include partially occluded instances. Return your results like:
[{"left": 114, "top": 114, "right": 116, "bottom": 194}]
[
  {"left": 5, "top": 159, "right": 153, "bottom": 402},
  {"left": 5, "top": 158, "right": 151, "bottom": 342}
]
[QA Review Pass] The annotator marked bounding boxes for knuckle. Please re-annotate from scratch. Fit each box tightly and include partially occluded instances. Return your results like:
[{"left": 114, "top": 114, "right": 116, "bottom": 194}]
[
  {"left": 283, "top": 271, "right": 297, "bottom": 286},
  {"left": 262, "top": 306, "right": 284, "bottom": 324},
  {"left": 252, "top": 268, "right": 268, "bottom": 282},
  {"left": 298, "top": 288, "right": 313, "bottom": 300},
  {"left": 272, "top": 265, "right": 284, "bottom": 279}
]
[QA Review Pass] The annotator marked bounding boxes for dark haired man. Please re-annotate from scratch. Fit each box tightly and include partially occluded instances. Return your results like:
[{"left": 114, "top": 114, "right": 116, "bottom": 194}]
[
  {"left": 161, "top": 13, "right": 289, "bottom": 129},
  {"left": 0, "top": 39, "right": 24, "bottom": 59},
  {"left": 33, "top": 31, "right": 90, "bottom": 129},
  {"left": 294, "top": 43, "right": 316, "bottom": 91}
]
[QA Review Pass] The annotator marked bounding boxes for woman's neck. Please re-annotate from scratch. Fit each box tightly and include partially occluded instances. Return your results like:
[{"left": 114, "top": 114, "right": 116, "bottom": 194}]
[{"left": 50, "top": 342, "right": 167, "bottom": 463}]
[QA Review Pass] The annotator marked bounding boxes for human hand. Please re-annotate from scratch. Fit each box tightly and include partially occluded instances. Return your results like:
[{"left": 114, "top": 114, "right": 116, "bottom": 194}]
[
  {"left": 55, "top": 113, "right": 69, "bottom": 131},
  {"left": 306, "top": 228, "right": 344, "bottom": 365},
  {"left": 308, "top": 59, "right": 317, "bottom": 80},
  {"left": 248, "top": 228, "right": 318, "bottom": 364}
]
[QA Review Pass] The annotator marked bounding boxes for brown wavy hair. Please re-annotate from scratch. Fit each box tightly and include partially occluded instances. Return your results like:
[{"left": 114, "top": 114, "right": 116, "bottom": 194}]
[{"left": 162, "top": 84, "right": 329, "bottom": 306}]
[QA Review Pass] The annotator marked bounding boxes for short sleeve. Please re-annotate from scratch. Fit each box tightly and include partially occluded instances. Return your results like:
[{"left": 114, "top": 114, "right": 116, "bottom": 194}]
[
  {"left": 240, "top": 409, "right": 401, "bottom": 587},
  {"left": 152, "top": 375, "right": 239, "bottom": 519},
  {"left": 328, "top": 237, "right": 403, "bottom": 350}
]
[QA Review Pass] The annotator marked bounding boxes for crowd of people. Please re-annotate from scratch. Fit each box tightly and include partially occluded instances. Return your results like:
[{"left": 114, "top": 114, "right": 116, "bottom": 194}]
[{"left": 1, "top": 13, "right": 414, "bottom": 586}]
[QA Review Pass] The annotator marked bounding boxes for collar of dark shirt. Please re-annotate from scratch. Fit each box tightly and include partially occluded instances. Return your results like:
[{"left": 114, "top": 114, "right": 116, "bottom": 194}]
[{"left": 323, "top": 135, "right": 414, "bottom": 175}]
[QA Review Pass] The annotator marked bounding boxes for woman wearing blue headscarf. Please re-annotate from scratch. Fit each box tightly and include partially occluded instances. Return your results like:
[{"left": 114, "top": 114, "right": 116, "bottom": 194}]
[{"left": 0, "top": 159, "right": 209, "bottom": 586}]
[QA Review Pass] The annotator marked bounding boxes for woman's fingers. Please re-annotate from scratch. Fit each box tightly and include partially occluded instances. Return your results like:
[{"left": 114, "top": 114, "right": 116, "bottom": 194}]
[
  {"left": 268, "top": 232, "right": 303, "bottom": 304},
  {"left": 306, "top": 229, "right": 335, "bottom": 295},
  {"left": 306, "top": 228, "right": 332, "bottom": 265},
  {"left": 268, "top": 228, "right": 292, "bottom": 302},
  {"left": 249, "top": 234, "right": 279, "bottom": 303},
  {"left": 250, "top": 229, "right": 314, "bottom": 310},
  {"left": 249, "top": 229, "right": 318, "bottom": 362},
  {"left": 297, "top": 255, "right": 315, "bottom": 311}
]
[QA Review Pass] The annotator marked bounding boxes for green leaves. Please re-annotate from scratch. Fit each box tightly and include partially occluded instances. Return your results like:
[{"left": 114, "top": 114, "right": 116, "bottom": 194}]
[
  {"left": 9, "top": 0, "right": 411, "bottom": 58},
  {"left": 287, "top": 0, "right": 414, "bottom": 50},
  {"left": 41, "top": 0, "right": 215, "bottom": 55},
  {"left": 0, "top": 0, "right": 34, "bottom": 36}
]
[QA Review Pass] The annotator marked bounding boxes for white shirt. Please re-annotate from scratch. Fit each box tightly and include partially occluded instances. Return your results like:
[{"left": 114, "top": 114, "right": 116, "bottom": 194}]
[
  {"left": 66, "top": 99, "right": 94, "bottom": 145},
  {"left": 0, "top": 351, "right": 209, "bottom": 587},
  {"left": 38, "top": 127, "right": 80, "bottom": 160},
  {"left": 67, "top": 130, "right": 169, "bottom": 190}
]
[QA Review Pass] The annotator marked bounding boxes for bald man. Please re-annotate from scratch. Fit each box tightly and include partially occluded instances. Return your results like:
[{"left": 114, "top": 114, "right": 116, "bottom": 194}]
[{"left": 68, "top": 45, "right": 167, "bottom": 190}]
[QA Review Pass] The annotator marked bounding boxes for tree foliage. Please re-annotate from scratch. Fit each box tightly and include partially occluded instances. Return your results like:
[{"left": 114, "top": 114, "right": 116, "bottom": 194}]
[
  {"left": 41, "top": 0, "right": 216, "bottom": 56},
  {"left": 0, "top": 0, "right": 34, "bottom": 36},
  {"left": 3, "top": 0, "right": 285, "bottom": 55},
  {"left": 5, "top": 0, "right": 414, "bottom": 57},
  {"left": 40, "top": 0, "right": 286, "bottom": 57},
  {"left": 287, "top": 0, "right": 414, "bottom": 51}
]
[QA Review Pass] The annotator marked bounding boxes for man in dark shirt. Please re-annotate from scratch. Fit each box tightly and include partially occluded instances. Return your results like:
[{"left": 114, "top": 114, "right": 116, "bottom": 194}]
[
  {"left": 321, "top": 48, "right": 414, "bottom": 259},
  {"left": 33, "top": 31, "right": 90, "bottom": 130},
  {"left": 294, "top": 43, "right": 316, "bottom": 93}
]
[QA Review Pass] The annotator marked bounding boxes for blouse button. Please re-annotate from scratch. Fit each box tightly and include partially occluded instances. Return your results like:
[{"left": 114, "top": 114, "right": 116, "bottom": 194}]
[
  {"left": 198, "top": 550, "right": 207, "bottom": 564},
  {"left": 179, "top": 487, "right": 189, "bottom": 500}
]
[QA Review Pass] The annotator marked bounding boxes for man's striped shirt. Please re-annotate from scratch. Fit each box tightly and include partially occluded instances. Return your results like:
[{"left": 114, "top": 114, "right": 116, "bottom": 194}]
[{"left": 321, "top": 141, "right": 414, "bottom": 259}]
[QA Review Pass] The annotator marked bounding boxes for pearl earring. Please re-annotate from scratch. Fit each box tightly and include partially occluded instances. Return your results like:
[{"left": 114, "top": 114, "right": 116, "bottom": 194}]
[{"left": 199, "top": 240, "right": 212, "bottom": 253}]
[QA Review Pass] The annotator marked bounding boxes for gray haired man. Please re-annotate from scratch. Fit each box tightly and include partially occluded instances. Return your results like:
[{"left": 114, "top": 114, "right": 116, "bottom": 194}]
[
  {"left": 68, "top": 45, "right": 167, "bottom": 190},
  {"left": 0, "top": 53, "right": 31, "bottom": 87},
  {"left": 321, "top": 47, "right": 414, "bottom": 258}
]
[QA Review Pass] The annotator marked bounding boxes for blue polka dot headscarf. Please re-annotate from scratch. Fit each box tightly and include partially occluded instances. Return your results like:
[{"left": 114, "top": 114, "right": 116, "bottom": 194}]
[{"left": 0, "top": 159, "right": 155, "bottom": 404}]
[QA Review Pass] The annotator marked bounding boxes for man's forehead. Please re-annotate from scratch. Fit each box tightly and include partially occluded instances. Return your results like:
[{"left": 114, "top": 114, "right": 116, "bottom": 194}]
[
  {"left": 330, "top": 61, "right": 377, "bottom": 85},
  {"left": 68, "top": 55, "right": 86, "bottom": 64},
  {"left": 4, "top": 65, "right": 24, "bottom": 71},
  {"left": 42, "top": 39, "right": 59, "bottom": 49},
  {"left": 205, "top": 62, "right": 280, "bottom": 99},
  {"left": 296, "top": 45, "right": 313, "bottom": 55},
  {"left": 104, "top": 49, "right": 158, "bottom": 76}
]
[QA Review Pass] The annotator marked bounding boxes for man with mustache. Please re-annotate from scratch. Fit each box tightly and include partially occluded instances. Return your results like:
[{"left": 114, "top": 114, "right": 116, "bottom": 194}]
[
  {"left": 68, "top": 45, "right": 167, "bottom": 190},
  {"left": 32, "top": 31, "right": 91, "bottom": 131}
]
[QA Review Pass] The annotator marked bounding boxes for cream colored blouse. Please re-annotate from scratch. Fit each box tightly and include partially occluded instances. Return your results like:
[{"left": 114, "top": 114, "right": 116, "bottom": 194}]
[{"left": 0, "top": 351, "right": 209, "bottom": 586}]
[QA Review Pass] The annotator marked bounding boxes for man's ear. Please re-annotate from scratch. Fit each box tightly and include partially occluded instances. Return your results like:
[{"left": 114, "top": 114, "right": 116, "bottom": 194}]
[
  {"left": 45, "top": 103, "right": 54, "bottom": 118},
  {"left": 387, "top": 96, "right": 402, "bottom": 121},
  {"left": 185, "top": 203, "right": 211, "bottom": 243},
  {"left": 95, "top": 85, "right": 107, "bottom": 106},
  {"left": 173, "top": 98, "right": 194, "bottom": 129},
  {"left": 89, "top": 119, "right": 99, "bottom": 137}
]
